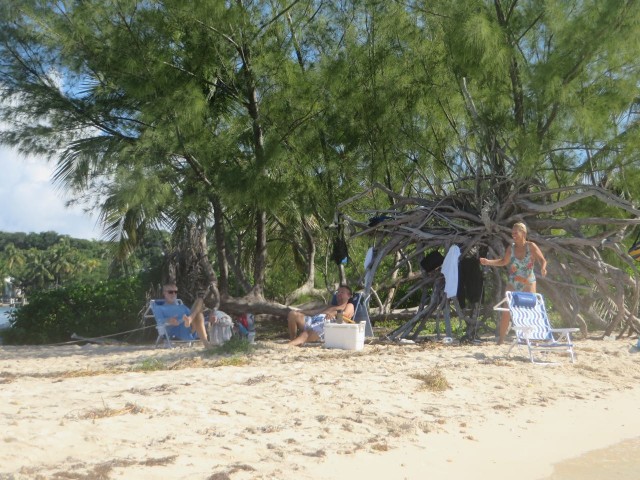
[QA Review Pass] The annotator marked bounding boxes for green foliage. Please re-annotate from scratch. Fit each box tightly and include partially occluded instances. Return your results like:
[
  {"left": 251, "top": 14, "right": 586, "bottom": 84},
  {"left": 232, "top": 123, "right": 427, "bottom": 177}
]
[
  {"left": 371, "top": 317, "right": 404, "bottom": 331},
  {"left": 2, "top": 277, "right": 145, "bottom": 345},
  {"left": 415, "top": 319, "right": 472, "bottom": 339},
  {"left": 0, "top": 231, "right": 69, "bottom": 251},
  {"left": 1, "top": 0, "right": 639, "bottom": 314},
  {"left": 0, "top": 234, "right": 109, "bottom": 291},
  {"left": 0, "top": 229, "right": 167, "bottom": 295}
]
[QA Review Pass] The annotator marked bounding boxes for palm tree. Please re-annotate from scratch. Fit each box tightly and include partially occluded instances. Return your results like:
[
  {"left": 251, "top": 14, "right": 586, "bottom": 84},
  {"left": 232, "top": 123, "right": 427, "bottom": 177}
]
[
  {"left": 2, "top": 243, "right": 25, "bottom": 275},
  {"left": 23, "top": 250, "right": 54, "bottom": 291},
  {"left": 48, "top": 238, "right": 77, "bottom": 286}
]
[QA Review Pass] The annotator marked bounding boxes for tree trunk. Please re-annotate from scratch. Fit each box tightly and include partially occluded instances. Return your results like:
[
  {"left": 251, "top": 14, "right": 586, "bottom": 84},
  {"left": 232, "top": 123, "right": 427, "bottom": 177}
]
[
  {"left": 251, "top": 209, "right": 267, "bottom": 299},
  {"left": 211, "top": 194, "right": 229, "bottom": 297},
  {"left": 240, "top": 41, "right": 268, "bottom": 300},
  {"left": 287, "top": 219, "right": 328, "bottom": 304},
  {"left": 195, "top": 227, "right": 221, "bottom": 310}
]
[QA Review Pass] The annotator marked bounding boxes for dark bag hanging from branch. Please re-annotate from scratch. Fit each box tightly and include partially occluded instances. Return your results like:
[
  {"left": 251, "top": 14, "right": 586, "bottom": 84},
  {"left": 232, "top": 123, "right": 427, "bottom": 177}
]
[
  {"left": 331, "top": 225, "right": 349, "bottom": 265},
  {"left": 629, "top": 230, "right": 640, "bottom": 261},
  {"left": 420, "top": 250, "right": 444, "bottom": 273}
]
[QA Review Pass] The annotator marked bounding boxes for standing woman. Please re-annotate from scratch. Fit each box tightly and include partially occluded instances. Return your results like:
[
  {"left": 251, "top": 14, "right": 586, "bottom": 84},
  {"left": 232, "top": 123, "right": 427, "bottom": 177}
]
[{"left": 480, "top": 223, "right": 548, "bottom": 344}]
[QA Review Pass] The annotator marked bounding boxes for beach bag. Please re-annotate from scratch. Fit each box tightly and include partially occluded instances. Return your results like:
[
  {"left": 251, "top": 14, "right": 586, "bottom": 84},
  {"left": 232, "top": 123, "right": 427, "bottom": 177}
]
[
  {"left": 209, "top": 311, "right": 233, "bottom": 345},
  {"left": 331, "top": 236, "right": 349, "bottom": 265},
  {"left": 629, "top": 230, "right": 640, "bottom": 261},
  {"left": 236, "top": 313, "right": 255, "bottom": 337}
]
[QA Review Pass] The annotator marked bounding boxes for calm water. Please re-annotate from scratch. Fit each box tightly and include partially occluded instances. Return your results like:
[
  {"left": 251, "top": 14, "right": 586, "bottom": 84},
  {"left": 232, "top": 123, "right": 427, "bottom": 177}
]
[{"left": 0, "top": 306, "right": 13, "bottom": 328}]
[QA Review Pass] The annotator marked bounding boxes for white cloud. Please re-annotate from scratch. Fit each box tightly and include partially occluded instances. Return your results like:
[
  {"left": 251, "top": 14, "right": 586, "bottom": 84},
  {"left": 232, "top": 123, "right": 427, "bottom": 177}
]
[{"left": 0, "top": 147, "right": 101, "bottom": 240}]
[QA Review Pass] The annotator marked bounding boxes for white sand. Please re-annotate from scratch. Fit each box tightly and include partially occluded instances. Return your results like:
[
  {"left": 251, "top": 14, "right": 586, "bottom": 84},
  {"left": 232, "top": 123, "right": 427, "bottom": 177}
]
[{"left": 1, "top": 337, "right": 639, "bottom": 479}]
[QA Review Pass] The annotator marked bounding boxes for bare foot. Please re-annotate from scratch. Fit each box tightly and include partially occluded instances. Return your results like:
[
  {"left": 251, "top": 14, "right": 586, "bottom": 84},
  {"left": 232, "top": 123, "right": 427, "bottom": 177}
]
[
  {"left": 183, "top": 314, "right": 192, "bottom": 328},
  {"left": 167, "top": 317, "right": 180, "bottom": 326}
]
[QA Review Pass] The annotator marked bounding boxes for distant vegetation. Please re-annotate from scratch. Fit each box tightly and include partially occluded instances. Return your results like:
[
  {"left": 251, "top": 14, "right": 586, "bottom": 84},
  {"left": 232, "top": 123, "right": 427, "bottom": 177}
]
[
  {"left": 0, "top": 230, "right": 167, "bottom": 344},
  {"left": 2, "top": 277, "right": 146, "bottom": 345},
  {"left": 0, "top": 230, "right": 167, "bottom": 295}
]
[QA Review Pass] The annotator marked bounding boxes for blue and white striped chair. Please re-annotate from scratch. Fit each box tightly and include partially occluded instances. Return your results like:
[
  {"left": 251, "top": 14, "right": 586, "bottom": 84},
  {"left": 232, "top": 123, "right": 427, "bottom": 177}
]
[{"left": 494, "top": 291, "right": 578, "bottom": 363}]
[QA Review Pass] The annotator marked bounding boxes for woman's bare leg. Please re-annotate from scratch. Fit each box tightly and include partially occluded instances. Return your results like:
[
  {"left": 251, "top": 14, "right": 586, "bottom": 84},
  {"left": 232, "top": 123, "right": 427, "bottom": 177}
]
[
  {"left": 498, "top": 284, "right": 516, "bottom": 344},
  {"left": 498, "top": 311, "right": 510, "bottom": 344}
]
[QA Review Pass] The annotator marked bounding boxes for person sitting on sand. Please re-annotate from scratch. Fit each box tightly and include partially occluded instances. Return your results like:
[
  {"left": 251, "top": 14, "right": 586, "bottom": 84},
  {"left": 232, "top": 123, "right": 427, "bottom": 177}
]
[
  {"left": 287, "top": 285, "right": 355, "bottom": 347},
  {"left": 153, "top": 282, "right": 211, "bottom": 348},
  {"left": 479, "top": 222, "right": 547, "bottom": 344}
]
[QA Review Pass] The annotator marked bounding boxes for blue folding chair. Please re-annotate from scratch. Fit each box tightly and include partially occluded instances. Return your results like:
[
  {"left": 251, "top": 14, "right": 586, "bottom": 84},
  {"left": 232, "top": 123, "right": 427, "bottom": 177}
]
[
  {"left": 351, "top": 292, "right": 374, "bottom": 337},
  {"left": 145, "top": 299, "right": 198, "bottom": 348}
]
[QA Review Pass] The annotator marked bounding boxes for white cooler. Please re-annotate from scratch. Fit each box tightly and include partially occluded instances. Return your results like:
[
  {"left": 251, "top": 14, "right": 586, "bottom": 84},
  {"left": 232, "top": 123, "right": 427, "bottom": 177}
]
[{"left": 324, "top": 322, "right": 366, "bottom": 351}]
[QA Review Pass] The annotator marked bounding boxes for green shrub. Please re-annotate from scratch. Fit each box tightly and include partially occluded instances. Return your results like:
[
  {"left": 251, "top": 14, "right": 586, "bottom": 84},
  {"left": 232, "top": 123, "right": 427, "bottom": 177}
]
[
  {"left": 134, "top": 358, "right": 166, "bottom": 372},
  {"left": 2, "top": 277, "right": 145, "bottom": 345}
]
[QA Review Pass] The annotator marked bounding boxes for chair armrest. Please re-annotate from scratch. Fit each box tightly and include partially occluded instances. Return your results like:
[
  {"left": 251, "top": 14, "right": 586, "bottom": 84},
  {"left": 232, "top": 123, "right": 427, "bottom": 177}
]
[{"left": 493, "top": 297, "right": 509, "bottom": 311}]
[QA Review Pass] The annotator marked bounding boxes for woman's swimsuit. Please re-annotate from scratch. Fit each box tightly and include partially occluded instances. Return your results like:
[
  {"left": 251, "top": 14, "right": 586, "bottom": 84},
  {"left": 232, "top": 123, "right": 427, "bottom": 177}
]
[{"left": 508, "top": 242, "right": 536, "bottom": 290}]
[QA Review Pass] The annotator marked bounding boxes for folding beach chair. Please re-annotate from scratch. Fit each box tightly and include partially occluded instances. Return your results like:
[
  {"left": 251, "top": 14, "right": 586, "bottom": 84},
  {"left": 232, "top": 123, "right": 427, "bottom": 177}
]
[
  {"left": 144, "top": 299, "right": 199, "bottom": 348},
  {"left": 493, "top": 291, "right": 578, "bottom": 364},
  {"left": 351, "top": 292, "right": 374, "bottom": 337},
  {"left": 330, "top": 291, "right": 374, "bottom": 337}
]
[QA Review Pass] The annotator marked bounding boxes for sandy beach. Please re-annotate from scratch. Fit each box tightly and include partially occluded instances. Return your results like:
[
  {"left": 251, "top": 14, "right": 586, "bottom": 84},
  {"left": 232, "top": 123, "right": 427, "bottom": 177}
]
[{"left": 1, "top": 336, "right": 639, "bottom": 479}]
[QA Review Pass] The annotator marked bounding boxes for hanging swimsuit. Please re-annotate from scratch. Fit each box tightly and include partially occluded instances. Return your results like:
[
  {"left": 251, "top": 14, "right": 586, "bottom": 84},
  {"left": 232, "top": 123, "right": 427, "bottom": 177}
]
[{"left": 508, "top": 242, "right": 536, "bottom": 290}]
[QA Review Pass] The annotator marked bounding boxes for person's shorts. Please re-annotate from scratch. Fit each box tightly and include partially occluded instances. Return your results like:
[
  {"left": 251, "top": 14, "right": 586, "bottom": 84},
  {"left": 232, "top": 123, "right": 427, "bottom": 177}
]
[
  {"left": 166, "top": 322, "right": 198, "bottom": 341},
  {"left": 304, "top": 314, "right": 327, "bottom": 339}
]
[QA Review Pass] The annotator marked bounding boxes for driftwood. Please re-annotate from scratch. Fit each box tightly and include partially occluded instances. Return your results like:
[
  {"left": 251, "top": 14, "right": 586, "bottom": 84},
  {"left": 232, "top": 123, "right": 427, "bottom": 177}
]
[
  {"left": 339, "top": 182, "right": 640, "bottom": 340},
  {"left": 162, "top": 181, "right": 640, "bottom": 341}
]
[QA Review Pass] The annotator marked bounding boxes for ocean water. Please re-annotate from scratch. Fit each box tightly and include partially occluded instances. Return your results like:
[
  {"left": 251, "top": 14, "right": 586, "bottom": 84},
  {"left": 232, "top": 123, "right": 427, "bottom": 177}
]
[{"left": 0, "top": 306, "right": 13, "bottom": 328}]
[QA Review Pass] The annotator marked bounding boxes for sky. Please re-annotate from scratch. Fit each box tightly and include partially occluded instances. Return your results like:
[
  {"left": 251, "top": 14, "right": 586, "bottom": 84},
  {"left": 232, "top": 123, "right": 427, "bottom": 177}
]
[{"left": 0, "top": 146, "right": 101, "bottom": 240}]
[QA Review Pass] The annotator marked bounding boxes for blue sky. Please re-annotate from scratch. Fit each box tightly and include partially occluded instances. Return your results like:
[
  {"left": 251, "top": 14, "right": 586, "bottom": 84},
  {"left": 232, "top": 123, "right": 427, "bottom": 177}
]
[{"left": 0, "top": 146, "right": 101, "bottom": 240}]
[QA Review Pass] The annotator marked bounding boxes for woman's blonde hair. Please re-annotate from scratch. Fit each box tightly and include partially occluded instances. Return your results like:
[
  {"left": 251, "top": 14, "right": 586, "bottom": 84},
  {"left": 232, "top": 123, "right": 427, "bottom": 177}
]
[{"left": 512, "top": 222, "right": 528, "bottom": 236}]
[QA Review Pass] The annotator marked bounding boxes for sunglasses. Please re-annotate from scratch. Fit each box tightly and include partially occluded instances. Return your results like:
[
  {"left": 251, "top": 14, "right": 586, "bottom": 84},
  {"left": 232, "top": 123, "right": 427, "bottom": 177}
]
[{"left": 166, "top": 290, "right": 178, "bottom": 294}]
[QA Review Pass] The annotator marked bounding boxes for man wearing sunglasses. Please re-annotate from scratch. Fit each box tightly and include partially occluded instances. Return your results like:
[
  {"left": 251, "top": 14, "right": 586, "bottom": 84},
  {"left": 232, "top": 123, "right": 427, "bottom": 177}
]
[{"left": 153, "top": 283, "right": 210, "bottom": 347}]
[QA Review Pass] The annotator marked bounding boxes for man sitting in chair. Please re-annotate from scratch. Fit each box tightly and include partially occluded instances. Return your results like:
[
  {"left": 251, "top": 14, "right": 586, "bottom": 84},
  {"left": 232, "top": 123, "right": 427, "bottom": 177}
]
[
  {"left": 287, "top": 285, "right": 355, "bottom": 347},
  {"left": 153, "top": 282, "right": 211, "bottom": 348}
]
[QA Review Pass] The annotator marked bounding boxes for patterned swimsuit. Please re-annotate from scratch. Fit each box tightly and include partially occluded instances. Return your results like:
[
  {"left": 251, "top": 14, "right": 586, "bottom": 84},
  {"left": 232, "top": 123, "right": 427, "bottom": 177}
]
[{"left": 508, "top": 242, "right": 536, "bottom": 290}]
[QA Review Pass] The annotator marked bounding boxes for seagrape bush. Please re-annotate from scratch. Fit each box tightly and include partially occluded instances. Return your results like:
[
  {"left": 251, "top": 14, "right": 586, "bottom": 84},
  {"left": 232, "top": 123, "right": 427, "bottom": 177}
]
[{"left": 3, "top": 277, "right": 145, "bottom": 345}]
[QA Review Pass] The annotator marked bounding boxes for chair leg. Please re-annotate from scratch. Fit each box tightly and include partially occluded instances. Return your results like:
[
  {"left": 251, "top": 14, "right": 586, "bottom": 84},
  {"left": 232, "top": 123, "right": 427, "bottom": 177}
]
[
  {"left": 155, "top": 326, "right": 174, "bottom": 348},
  {"left": 567, "top": 334, "right": 576, "bottom": 363}
]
